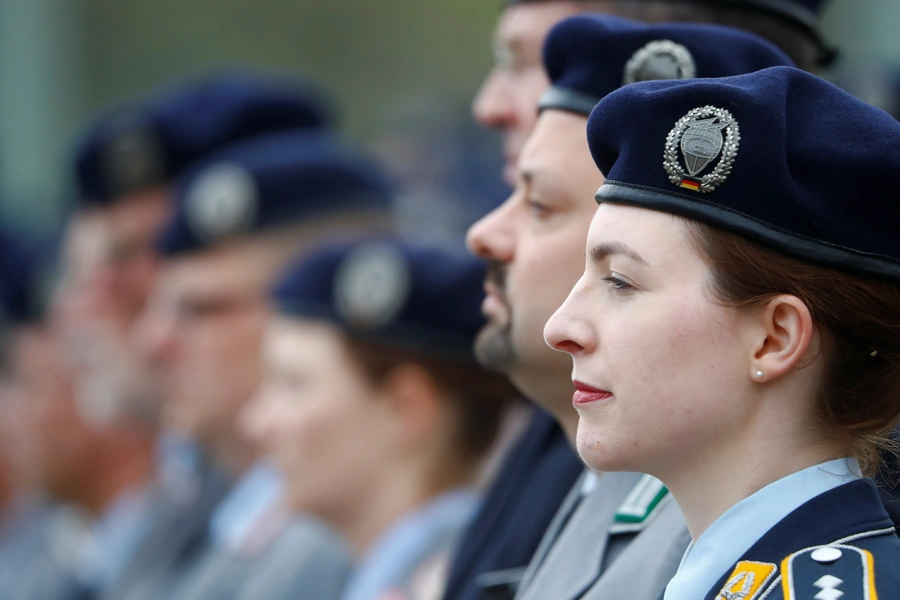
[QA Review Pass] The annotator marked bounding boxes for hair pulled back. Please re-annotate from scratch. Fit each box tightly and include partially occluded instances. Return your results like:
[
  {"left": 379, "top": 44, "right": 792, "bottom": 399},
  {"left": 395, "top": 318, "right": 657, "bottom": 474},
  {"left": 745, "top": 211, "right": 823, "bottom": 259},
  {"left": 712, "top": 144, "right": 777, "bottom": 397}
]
[{"left": 688, "top": 221, "right": 900, "bottom": 476}]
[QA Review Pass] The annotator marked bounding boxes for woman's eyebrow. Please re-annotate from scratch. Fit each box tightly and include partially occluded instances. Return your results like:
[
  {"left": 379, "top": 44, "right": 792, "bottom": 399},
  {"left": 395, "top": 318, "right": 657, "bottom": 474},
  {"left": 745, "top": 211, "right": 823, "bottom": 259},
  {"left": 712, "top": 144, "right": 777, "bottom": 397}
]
[{"left": 589, "top": 242, "right": 648, "bottom": 267}]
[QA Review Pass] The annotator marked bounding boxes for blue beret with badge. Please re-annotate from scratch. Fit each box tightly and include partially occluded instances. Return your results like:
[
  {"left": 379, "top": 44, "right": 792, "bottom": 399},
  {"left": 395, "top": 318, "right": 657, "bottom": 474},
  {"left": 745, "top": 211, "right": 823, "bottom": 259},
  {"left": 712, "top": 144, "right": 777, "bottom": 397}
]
[
  {"left": 539, "top": 14, "right": 793, "bottom": 116},
  {"left": 505, "top": 0, "right": 833, "bottom": 64},
  {"left": 586, "top": 65, "right": 900, "bottom": 283},
  {"left": 271, "top": 238, "right": 486, "bottom": 362},
  {"left": 158, "top": 130, "right": 394, "bottom": 257},
  {"left": 74, "top": 71, "right": 333, "bottom": 206}
]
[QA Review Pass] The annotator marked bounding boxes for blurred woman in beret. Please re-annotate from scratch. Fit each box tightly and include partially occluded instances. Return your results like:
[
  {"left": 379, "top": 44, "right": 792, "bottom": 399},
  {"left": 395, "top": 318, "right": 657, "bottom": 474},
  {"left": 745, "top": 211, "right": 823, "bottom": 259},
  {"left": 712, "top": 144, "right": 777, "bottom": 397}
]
[
  {"left": 242, "top": 238, "right": 513, "bottom": 600},
  {"left": 544, "top": 66, "right": 900, "bottom": 600}
]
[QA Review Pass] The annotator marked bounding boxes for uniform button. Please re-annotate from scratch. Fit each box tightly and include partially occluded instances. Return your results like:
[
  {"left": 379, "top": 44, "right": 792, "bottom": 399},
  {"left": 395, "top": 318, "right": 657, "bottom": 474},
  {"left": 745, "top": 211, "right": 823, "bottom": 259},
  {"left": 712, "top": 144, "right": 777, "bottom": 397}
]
[{"left": 811, "top": 547, "right": 842, "bottom": 563}]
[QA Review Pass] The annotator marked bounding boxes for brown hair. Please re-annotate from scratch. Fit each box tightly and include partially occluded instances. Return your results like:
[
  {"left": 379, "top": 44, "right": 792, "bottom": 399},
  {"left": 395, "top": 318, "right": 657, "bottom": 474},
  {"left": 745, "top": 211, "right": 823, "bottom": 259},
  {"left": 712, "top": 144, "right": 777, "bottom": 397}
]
[
  {"left": 687, "top": 221, "right": 900, "bottom": 476},
  {"left": 343, "top": 338, "right": 516, "bottom": 469}
]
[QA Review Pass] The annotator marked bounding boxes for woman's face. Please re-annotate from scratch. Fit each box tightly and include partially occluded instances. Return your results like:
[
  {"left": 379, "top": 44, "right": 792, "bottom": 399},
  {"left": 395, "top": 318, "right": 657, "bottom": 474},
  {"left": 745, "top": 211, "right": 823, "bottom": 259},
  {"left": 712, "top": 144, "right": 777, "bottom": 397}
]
[
  {"left": 544, "top": 204, "right": 757, "bottom": 475},
  {"left": 243, "top": 317, "right": 391, "bottom": 520}
]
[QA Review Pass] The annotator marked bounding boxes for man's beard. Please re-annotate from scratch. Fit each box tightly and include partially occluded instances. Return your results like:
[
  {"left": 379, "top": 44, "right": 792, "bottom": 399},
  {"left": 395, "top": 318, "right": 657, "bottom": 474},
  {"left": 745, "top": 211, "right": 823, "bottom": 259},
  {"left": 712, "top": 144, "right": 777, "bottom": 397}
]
[{"left": 474, "top": 262, "right": 516, "bottom": 372}]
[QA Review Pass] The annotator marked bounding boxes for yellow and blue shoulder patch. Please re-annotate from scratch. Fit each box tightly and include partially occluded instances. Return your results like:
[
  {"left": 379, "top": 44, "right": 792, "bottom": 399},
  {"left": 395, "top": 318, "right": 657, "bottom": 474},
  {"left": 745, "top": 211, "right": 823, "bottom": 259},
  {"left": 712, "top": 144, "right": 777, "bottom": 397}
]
[
  {"left": 610, "top": 474, "right": 669, "bottom": 534},
  {"left": 782, "top": 544, "right": 878, "bottom": 600},
  {"left": 714, "top": 561, "right": 777, "bottom": 600}
]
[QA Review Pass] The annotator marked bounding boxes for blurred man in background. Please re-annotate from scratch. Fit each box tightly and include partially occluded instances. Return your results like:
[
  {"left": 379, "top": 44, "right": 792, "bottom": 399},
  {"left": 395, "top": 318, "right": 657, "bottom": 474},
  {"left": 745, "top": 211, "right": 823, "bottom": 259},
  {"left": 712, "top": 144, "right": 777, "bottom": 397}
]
[
  {"left": 443, "top": 1, "right": 834, "bottom": 600},
  {"left": 0, "top": 226, "right": 160, "bottom": 600},
  {"left": 56, "top": 72, "right": 336, "bottom": 600},
  {"left": 135, "top": 127, "right": 397, "bottom": 599}
]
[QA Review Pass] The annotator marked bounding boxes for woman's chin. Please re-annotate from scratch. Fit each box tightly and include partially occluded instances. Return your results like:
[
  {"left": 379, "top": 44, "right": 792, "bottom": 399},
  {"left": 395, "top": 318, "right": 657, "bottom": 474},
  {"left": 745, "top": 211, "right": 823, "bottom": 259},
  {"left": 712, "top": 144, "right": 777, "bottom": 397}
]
[{"left": 575, "top": 429, "right": 640, "bottom": 473}]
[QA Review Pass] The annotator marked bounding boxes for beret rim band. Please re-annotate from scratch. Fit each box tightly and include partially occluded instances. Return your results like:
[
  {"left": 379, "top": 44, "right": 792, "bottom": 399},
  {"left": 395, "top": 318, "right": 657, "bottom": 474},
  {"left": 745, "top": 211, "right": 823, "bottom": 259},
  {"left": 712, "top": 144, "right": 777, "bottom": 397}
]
[
  {"left": 595, "top": 181, "right": 900, "bottom": 284},
  {"left": 538, "top": 86, "right": 601, "bottom": 117}
]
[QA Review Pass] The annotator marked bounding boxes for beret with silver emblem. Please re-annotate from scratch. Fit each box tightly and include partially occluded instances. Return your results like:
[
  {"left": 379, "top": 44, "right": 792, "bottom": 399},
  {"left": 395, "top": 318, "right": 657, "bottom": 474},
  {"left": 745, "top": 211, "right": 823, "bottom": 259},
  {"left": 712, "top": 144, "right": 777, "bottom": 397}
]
[
  {"left": 586, "top": 65, "right": 900, "bottom": 282},
  {"left": 505, "top": 0, "right": 833, "bottom": 65},
  {"left": 158, "top": 130, "right": 394, "bottom": 257},
  {"left": 539, "top": 14, "right": 793, "bottom": 117},
  {"left": 74, "top": 71, "right": 332, "bottom": 206},
  {"left": 271, "top": 238, "right": 487, "bottom": 362}
]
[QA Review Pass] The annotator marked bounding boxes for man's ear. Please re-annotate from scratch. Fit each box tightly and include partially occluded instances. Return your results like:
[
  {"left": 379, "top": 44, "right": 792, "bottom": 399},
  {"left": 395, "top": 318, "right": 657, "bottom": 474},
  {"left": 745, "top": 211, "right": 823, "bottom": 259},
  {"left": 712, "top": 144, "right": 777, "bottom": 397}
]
[
  {"left": 378, "top": 362, "right": 442, "bottom": 453},
  {"left": 749, "top": 294, "right": 815, "bottom": 382}
]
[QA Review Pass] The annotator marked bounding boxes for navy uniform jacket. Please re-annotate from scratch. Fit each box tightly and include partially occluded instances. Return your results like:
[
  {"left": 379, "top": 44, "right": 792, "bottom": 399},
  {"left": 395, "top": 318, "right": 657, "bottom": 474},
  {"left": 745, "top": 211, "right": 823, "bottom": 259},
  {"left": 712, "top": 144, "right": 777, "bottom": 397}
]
[
  {"left": 676, "top": 479, "right": 900, "bottom": 600},
  {"left": 875, "top": 427, "right": 900, "bottom": 530},
  {"left": 440, "top": 407, "right": 583, "bottom": 600}
]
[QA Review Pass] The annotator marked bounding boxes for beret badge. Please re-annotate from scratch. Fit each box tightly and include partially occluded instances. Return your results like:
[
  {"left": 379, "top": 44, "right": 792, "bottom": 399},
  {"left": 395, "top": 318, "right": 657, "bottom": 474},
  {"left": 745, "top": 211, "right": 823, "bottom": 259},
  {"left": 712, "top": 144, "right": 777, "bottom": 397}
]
[
  {"left": 663, "top": 106, "right": 740, "bottom": 193},
  {"left": 185, "top": 163, "right": 258, "bottom": 242},
  {"left": 623, "top": 40, "right": 696, "bottom": 85},
  {"left": 334, "top": 242, "right": 411, "bottom": 330},
  {"left": 99, "top": 116, "right": 165, "bottom": 197}
]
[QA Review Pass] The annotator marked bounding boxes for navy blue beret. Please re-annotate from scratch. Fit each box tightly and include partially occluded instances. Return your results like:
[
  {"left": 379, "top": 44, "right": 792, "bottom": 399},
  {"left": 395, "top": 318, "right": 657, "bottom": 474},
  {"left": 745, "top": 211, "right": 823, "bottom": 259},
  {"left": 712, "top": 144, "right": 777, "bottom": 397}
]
[
  {"left": 158, "top": 130, "right": 394, "bottom": 257},
  {"left": 74, "top": 71, "right": 332, "bottom": 206},
  {"left": 0, "top": 229, "right": 55, "bottom": 326},
  {"left": 540, "top": 14, "right": 793, "bottom": 116},
  {"left": 587, "top": 65, "right": 900, "bottom": 282},
  {"left": 272, "top": 238, "right": 486, "bottom": 362},
  {"left": 505, "top": 0, "right": 827, "bottom": 29}
]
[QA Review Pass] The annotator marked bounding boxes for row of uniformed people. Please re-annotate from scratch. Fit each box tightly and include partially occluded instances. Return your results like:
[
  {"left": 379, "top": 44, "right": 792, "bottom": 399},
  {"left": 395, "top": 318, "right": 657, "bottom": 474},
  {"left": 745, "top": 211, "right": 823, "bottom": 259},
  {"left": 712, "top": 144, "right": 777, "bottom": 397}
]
[
  {"left": 0, "top": 70, "right": 518, "bottom": 600},
  {"left": 3, "top": 1, "right": 900, "bottom": 599},
  {"left": 460, "top": 1, "right": 900, "bottom": 600}
]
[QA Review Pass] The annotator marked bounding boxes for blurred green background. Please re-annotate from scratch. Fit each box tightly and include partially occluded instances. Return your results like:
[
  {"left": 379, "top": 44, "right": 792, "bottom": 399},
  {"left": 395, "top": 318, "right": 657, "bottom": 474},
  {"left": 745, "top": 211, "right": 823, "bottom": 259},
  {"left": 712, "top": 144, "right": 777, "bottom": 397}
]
[{"left": 0, "top": 0, "right": 898, "bottom": 232}]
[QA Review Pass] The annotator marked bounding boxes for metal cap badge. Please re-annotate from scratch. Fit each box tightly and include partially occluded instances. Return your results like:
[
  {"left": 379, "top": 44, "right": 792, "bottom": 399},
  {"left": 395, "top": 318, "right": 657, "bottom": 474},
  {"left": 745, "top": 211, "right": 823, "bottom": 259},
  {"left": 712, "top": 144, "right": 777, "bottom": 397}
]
[
  {"left": 663, "top": 106, "right": 740, "bottom": 193},
  {"left": 184, "top": 163, "right": 258, "bottom": 242},
  {"left": 623, "top": 40, "right": 696, "bottom": 85},
  {"left": 333, "top": 241, "right": 411, "bottom": 330},
  {"left": 99, "top": 112, "right": 165, "bottom": 197}
]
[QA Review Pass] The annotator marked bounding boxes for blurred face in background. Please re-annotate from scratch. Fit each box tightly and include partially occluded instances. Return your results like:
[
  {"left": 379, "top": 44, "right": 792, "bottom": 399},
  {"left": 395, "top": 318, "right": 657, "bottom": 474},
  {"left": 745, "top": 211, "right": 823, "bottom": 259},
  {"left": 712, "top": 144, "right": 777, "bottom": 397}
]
[
  {"left": 466, "top": 110, "right": 603, "bottom": 436},
  {"left": 136, "top": 240, "right": 275, "bottom": 470},
  {"left": 55, "top": 188, "right": 171, "bottom": 426},
  {"left": 473, "top": 1, "right": 585, "bottom": 184},
  {"left": 2, "top": 326, "right": 100, "bottom": 499},
  {"left": 243, "top": 318, "right": 393, "bottom": 522}
]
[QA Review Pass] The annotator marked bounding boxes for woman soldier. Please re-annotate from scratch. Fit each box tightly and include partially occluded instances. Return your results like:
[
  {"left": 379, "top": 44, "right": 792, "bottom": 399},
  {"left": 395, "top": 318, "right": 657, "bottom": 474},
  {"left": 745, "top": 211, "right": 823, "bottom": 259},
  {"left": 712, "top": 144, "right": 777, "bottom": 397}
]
[
  {"left": 242, "top": 238, "right": 513, "bottom": 600},
  {"left": 544, "top": 65, "right": 900, "bottom": 599}
]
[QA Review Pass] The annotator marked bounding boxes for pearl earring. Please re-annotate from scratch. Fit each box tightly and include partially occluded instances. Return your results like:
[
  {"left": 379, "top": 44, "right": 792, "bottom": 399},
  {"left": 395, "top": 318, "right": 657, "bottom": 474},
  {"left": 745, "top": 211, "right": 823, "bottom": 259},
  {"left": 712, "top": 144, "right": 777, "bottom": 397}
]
[{"left": 755, "top": 370, "right": 764, "bottom": 379}]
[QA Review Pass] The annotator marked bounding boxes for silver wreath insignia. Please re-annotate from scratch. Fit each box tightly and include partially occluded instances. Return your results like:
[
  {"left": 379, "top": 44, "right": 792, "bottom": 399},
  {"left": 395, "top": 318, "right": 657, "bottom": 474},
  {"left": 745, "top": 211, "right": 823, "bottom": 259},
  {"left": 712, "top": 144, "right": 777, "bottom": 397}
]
[
  {"left": 623, "top": 39, "right": 696, "bottom": 85},
  {"left": 663, "top": 106, "right": 740, "bottom": 193}
]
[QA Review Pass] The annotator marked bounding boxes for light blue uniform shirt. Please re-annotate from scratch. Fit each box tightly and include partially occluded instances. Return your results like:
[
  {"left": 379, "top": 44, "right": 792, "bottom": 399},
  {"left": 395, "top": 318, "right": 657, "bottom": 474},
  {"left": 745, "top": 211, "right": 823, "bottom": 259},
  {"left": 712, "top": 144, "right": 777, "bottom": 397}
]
[
  {"left": 340, "top": 489, "right": 480, "bottom": 600},
  {"left": 76, "top": 485, "right": 155, "bottom": 591},
  {"left": 208, "top": 460, "right": 285, "bottom": 552},
  {"left": 664, "top": 458, "right": 860, "bottom": 600}
]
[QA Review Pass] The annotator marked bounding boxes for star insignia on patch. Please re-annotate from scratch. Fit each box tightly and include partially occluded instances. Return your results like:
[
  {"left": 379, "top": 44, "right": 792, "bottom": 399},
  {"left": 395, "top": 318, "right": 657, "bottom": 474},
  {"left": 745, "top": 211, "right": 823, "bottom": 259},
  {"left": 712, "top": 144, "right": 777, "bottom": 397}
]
[
  {"left": 333, "top": 242, "right": 411, "bottom": 330},
  {"left": 185, "top": 163, "right": 258, "bottom": 242},
  {"left": 623, "top": 39, "right": 696, "bottom": 85},
  {"left": 663, "top": 105, "right": 740, "bottom": 193},
  {"left": 782, "top": 544, "right": 878, "bottom": 600}
]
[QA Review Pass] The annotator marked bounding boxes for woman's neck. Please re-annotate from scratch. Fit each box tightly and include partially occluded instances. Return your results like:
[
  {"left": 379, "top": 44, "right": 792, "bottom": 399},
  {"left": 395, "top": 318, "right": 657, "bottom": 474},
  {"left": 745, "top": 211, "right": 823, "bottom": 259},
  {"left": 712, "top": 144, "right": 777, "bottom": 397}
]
[
  {"left": 658, "top": 414, "right": 840, "bottom": 540},
  {"left": 337, "top": 459, "right": 473, "bottom": 558}
]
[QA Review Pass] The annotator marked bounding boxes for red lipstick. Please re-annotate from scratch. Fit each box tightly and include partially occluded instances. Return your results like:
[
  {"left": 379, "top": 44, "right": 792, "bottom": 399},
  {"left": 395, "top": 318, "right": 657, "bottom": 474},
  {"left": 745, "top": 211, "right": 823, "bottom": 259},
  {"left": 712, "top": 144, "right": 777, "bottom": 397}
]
[{"left": 572, "top": 380, "right": 613, "bottom": 405}]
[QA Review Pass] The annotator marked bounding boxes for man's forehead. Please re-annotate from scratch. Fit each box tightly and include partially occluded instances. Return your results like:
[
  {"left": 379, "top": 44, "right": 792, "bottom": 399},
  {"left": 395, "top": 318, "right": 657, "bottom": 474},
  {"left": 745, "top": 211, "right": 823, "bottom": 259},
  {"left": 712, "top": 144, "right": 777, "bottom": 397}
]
[
  {"left": 495, "top": 2, "right": 585, "bottom": 50},
  {"left": 519, "top": 111, "right": 590, "bottom": 170},
  {"left": 160, "top": 245, "right": 264, "bottom": 296}
]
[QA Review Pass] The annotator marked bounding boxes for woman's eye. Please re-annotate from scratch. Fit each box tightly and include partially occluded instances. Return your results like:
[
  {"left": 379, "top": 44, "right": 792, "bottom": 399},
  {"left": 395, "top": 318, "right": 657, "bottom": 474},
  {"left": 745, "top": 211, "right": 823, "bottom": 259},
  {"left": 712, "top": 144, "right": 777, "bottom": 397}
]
[{"left": 601, "top": 275, "right": 634, "bottom": 293}]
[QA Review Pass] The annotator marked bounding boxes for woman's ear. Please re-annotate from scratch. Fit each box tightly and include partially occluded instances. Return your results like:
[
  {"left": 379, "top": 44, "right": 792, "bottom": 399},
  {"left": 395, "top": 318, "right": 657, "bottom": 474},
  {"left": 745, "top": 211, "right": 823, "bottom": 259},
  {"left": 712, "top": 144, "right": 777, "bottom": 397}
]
[
  {"left": 378, "top": 362, "right": 443, "bottom": 453},
  {"left": 749, "top": 294, "right": 815, "bottom": 382}
]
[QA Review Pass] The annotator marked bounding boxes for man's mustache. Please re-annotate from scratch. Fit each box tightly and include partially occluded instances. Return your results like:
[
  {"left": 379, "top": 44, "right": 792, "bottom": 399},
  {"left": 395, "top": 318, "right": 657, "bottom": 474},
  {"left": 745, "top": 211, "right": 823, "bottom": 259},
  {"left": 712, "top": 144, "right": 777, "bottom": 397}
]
[{"left": 485, "top": 261, "right": 507, "bottom": 301}]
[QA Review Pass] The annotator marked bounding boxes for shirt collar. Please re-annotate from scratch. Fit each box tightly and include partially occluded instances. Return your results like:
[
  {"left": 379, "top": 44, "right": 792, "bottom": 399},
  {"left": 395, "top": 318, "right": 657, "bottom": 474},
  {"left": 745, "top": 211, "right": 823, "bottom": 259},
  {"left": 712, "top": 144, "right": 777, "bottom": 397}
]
[
  {"left": 209, "top": 460, "right": 285, "bottom": 551},
  {"left": 340, "top": 489, "right": 480, "bottom": 600},
  {"left": 664, "top": 457, "right": 860, "bottom": 600},
  {"left": 76, "top": 485, "right": 155, "bottom": 590}
]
